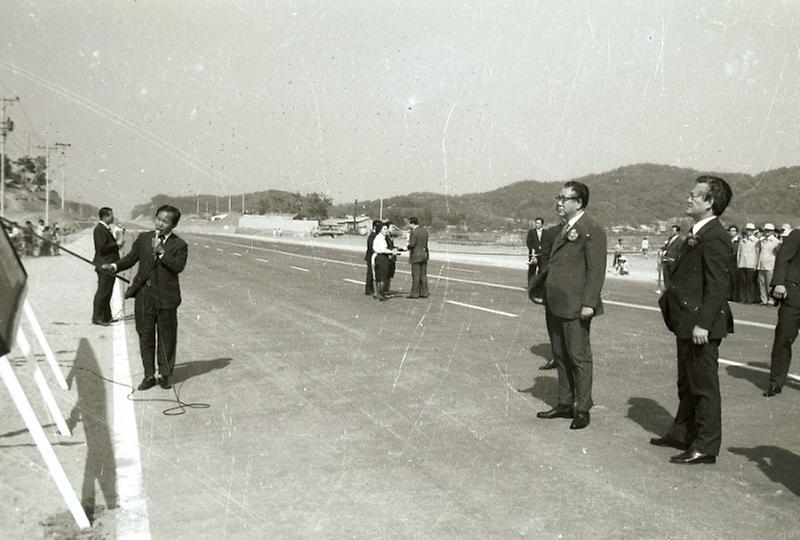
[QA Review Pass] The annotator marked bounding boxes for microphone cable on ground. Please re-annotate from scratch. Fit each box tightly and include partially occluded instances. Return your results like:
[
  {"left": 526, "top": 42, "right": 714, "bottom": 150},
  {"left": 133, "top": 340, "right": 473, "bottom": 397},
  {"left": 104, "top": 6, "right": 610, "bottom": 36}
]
[{"left": 73, "top": 367, "right": 210, "bottom": 416}]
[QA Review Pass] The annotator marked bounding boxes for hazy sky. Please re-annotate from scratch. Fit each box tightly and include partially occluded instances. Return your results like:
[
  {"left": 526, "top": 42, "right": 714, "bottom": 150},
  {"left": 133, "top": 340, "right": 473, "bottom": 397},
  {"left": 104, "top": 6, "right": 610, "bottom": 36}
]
[{"left": 1, "top": 1, "right": 799, "bottom": 214}]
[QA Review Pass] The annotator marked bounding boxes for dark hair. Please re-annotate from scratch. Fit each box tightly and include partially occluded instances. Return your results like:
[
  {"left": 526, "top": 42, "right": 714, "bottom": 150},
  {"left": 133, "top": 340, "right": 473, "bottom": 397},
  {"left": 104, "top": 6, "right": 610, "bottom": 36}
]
[
  {"left": 156, "top": 204, "right": 181, "bottom": 226},
  {"left": 373, "top": 220, "right": 383, "bottom": 231},
  {"left": 728, "top": 225, "right": 739, "bottom": 232},
  {"left": 534, "top": 217, "right": 544, "bottom": 224},
  {"left": 671, "top": 225, "right": 681, "bottom": 232},
  {"left": 409, "top": 217, "right": 419, "bottom": 225},
  {"left": 99, "top": 207, "right": 113, "bottom": 219},
  {"left": 564, "top": 181, "right": 590, "bottom": 209},
  {"left": 696, "top": 175, "right": 732, "bottom": 216}
]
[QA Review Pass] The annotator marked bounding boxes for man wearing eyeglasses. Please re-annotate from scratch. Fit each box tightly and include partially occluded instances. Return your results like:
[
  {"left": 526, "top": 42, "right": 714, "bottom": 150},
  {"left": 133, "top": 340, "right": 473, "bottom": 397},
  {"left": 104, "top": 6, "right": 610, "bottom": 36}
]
[
  {"left": 535, "top": 181, "right": 607, "bottom": 430},
  {"left": 652, "top": 176, "right": 734, "bottom": 465}
]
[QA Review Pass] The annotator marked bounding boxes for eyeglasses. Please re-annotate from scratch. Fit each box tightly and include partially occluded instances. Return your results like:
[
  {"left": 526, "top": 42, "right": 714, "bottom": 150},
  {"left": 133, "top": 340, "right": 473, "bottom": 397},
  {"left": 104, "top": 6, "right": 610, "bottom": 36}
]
[{"left": 555, "top": 196, "right": 580, "bottom": 202}]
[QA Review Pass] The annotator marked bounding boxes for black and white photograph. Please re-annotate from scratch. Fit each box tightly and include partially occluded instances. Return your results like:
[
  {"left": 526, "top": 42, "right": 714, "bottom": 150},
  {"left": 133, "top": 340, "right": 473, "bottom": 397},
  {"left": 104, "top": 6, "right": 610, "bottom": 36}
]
[{"left": 1, "top": 1, "right": 799, "bottom": 537}]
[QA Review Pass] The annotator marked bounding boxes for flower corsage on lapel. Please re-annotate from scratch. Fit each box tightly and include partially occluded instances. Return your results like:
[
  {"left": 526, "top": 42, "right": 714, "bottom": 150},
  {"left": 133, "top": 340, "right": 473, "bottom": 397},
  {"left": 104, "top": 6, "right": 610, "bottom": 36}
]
[
  {"left": 686, "top": 233, "right": 699, "bottom": 248},
  {"left": 567, "top": 228, "right": 580, "bottom": 242}
]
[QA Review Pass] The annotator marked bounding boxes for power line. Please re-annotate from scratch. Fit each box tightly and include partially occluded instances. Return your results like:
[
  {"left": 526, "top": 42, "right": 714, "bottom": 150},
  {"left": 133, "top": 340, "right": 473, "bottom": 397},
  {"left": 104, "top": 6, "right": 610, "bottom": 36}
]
[{"left": 1, "top": 95, "right": 20, "bottom": 217}]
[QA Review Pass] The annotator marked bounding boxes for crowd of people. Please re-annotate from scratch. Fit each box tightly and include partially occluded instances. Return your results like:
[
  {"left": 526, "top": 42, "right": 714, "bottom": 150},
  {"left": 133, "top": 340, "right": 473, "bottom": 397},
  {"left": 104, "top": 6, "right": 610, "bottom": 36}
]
[
  {"left": 2, "top": 218, "right": 67, "bottom": 257},
  {"left": 728, "top": 222, "right": 793, "bottom": 306}
]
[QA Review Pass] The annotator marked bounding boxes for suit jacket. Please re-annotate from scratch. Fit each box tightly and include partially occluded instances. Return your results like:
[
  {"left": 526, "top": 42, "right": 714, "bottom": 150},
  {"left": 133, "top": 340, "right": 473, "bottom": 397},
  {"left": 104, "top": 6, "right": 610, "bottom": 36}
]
[
  {"left": 661, "top": 234, "right": 684, "bottom": 264},
  {"left": 658, "top": 218, "right": 733, "bottom": 339},
  {"left": 407, "top": 226, "right": 429, "bottom": 264},
  {"left": 92, "top": 223, "right": 120, "bottom": 266},
  {"left": 114, "top": 231, "right": 188, "bottom": 309},
  {"left": 365, "top": 231, "right": 376, "bottom": 262},
  {"left": 529, "top": 224, "right": 560, "bottom": 301},
  {"left": 771, "top": 229, "right": 800, "bottom": 308},
  {"left": 544, "top": 214, "right": 607, "bottom": 319},
  {"left": 526, "top": 227, "right": 545, "bottom": 259},
  {"left": 737, "top": 235, "right": 759, "bottom": 269}
]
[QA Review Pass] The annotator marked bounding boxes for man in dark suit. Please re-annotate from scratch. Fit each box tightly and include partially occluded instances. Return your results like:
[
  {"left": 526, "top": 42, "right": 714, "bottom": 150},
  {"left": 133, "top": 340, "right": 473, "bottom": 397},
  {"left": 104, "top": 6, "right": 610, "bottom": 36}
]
[
  {"left": 660, "top": 225, "right": 685, "bottom": 291},
  {"left": 535, "top": 181, "right": 607, "bottom": 430},
  {"left": 406, "top": 217, "right": 430, "bottom": 299},
  {"left": 526, "top": 217, "right": 545, "bottom": 287},
  {"left": 653, "top": 176, "right": 734, "bottom": 465},
  {"left": 764, "top": 228, "right": 800, "bottom": 396},
  {"left": 103, "top": 205, "right": 188, "bottom": 391},
  {"left": 528, "top": 221, "right": 562, "bottom": 370},
  {"left": 364, "top": 220, "right": 381, "bottom": 296},
  {"left": 91, "top": 207, "right": 123, "bottom": 326}
]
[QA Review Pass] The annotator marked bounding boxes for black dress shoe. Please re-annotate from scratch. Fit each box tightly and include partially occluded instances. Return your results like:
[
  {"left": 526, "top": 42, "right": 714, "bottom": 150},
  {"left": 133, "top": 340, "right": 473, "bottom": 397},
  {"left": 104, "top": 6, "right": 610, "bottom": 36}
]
[
  {"left": 669, "top": 449, "right": 716, "bottom": 465},
  {"left": 406, "top": 295, "right": 420, "bottom": 299},
  {"left": 158, "top": 376, "right": 172, "bottom": 389},
  {"left": 570, "top": 411, "right": 590, "bottom": 430},
  {"left": 649, "top": 435, "right": 688, "bottom": 450},
  {"left": 91, "top": 320, "right": 110, "bottom": 327},
  {"left": 539, "top": 361, "right": 557, "bottom": 371},
  {"left": 137, "top": 377, "right": 157, "bottom": 391},
  {"left": 536, "top": 405, "right": 574, "bottom": 419},
  {"left": 763, "top": 384, "right": 782, "bottom": 397}
]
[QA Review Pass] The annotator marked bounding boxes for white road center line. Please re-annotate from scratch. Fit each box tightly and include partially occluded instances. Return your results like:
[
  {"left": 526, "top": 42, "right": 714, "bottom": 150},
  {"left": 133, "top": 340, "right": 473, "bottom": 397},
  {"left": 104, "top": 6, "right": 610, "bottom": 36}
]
[
  {"left": 215, "top": 248, "right": 224, "bottom": 252},
  {"left": 291, "top": 265, "right": 310, "bottom": 272},
  {"left": 719, "top": 358, "right": 800, "bottom": 383},
  {"left": 203, "top": 245, "right": 210, "bottom": 249},
  {"left": 446, "top": 266, "right": 480, "bottom": 274},
  {"left": 256, "top": 258, "right": 270, "bottom": 263},
  {"left": 232, "top": 252, "right": 242, "bottom": 257},
  {"left": 111, "top": 283, "right": 152, "bottom": 539},
  {"left": 344, "top": 278, "right": 365, "bottom": 285},
  {"left": 446, "top": 300, "right": 518, "bottom": 318}
]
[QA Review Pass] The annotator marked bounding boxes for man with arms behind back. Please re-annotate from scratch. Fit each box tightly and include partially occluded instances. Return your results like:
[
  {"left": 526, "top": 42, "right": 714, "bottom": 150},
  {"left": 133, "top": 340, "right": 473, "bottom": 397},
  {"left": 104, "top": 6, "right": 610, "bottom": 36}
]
[{"left": 91, "top": 207, "right": 124, "bottom": 326}]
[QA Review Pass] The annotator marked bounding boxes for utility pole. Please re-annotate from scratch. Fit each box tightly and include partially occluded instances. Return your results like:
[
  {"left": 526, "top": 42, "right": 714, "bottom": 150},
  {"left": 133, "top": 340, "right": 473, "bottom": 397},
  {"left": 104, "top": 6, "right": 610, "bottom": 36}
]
[
  {"left": 0, "top": 96, "right": 20, "bottom": 218},
  {"left": 241, "top": 193, "right": 245, "bottom": 214},
  {"left": 353, "top": 199, "right": 357, "bottom": 234},
  {"left": 228, "top": 194, "right": 231, "bottom": 213},
  {"left": 379, "top": 198, "right": 383, "bottom": 221},
  {"left": 36, "top": 144, "right": 58, "bottom": 225},
  {"left": 215, "top": 197, "right": 219, "bottom": 214},
  {"left": 54, "top": 142, "right": 71, "bottom": 211}
]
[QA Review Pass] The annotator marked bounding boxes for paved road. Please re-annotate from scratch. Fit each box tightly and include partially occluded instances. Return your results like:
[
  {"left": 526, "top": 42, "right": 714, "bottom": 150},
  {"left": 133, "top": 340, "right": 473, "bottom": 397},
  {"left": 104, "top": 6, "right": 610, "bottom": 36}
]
[{"left": 2, "top": 231, "right": 798, "bottom": 538}]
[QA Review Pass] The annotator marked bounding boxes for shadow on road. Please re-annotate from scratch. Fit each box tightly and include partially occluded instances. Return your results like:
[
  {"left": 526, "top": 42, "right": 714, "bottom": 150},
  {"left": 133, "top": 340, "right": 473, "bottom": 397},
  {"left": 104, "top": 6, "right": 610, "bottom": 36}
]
[
  {"left": 517, "top": 375, "right": 559, "bottom": 407},
  {"left": 626, "top": 397, "right": 674, "bottom": 436},
  {"left": 724, "top": 361, "right": 800, "bottom": 393},
  {"left": 729, "top": 446, "right": 800, "bottom": 497},
  {"left": 529, "top": 342, "right": 553, "bottom": 362},
  {"left": 172, "top": 357, "right": 233, "bottom": 384},
  {"left": 65, "top": 338, "right": 117, "bottom": 523}
]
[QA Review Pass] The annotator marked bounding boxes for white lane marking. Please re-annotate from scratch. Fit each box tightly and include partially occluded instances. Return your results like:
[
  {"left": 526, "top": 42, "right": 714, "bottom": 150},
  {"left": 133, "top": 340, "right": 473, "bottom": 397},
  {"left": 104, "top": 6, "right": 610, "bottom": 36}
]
[
  {"left": 256, "top": 258, "right": 270, "bottom": 263},
  {"left": 291, "top": 265, "right": 310, "bottom": 272},
  {"left": 232, "top": 252, "right": 242, "bottom": 257},
  {"left": 344, "top": 279, "right": 365, "bottom": 285},
  {"left": 446, "top": 300, "right": 518, "bottom": 318},
  {"left": 111, "top": 283, "right": 152, "bottom": 539},
  {"left": 719, "top": 358, "right": 800, "bottom": 383},
  {"left": 603, "top": 300, "right": 776, "bottom": 330},
  {"left": 215, "top": 248, "right": 224, "bottom": 252},
  {"left": 203, "top": 245, "right": 210, "bottom": 249},
  {"left": 446, "top": 266, "right": 480, "bottom": 274},
  {"left": 196, "top": 236, "right": 778, "bottom": 331}
]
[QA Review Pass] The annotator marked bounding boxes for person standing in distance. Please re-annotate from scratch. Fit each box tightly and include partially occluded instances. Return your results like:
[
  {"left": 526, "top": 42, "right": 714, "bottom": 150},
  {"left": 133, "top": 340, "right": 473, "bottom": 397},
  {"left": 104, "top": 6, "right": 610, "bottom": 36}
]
[
  {"left": 406, "top": 217, "right": 430, "bottom": 299},
  {"left": 103, "top": 205, "right": 188, "bottom": 390},
  {"left": 91, "top": 207, "right": 124, "bottom": 326},
  {"left": 653, "top": 176, "right": 734, "bottom": 464},
  {"left": 364, "top": 220, "right": 381, "bottom": 296},
  {"left": 763, "top": 227, "right": 800, "bottom": 397},
  {"left": 535, "top": 181, "right": 607, "bottom": 430},
  {"left": 526, "top": 217, "right": 545, "bottom": 287}
]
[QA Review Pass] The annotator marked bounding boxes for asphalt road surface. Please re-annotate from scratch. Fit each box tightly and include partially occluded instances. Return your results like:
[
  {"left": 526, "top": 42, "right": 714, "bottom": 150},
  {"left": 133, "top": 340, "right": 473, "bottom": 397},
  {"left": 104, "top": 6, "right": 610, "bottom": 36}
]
[{"left": 2, "top": 230, "right": 799, "bottom": 538}]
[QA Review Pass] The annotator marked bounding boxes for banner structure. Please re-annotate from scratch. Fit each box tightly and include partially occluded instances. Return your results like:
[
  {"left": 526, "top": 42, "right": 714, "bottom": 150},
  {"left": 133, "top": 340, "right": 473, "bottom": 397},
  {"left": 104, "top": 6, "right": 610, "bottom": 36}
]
[
  {"left": 23, "top": 301, "right": 68, "bottom": 390},
  {"left": 16, "top": 328, "right": 71, "bottom": 436},
  {"left": 0, "top": 354, "right": 91, "bottom": 529}
]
